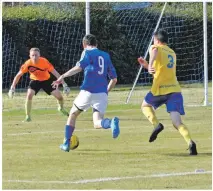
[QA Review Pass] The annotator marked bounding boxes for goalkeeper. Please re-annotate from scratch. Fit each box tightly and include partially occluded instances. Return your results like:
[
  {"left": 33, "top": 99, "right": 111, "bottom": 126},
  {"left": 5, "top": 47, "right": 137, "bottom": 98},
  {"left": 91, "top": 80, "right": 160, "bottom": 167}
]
[
  {"left": 8, "top": 48, "right": 70, "bottom": 122},
  {"left": 138, "top": 29, "right": 197, "bottom": 155}
]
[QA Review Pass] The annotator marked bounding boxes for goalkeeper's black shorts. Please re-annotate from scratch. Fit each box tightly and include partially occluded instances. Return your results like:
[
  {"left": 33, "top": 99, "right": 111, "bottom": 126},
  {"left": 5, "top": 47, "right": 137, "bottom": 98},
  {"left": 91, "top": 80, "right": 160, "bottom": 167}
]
[{"left": 28, "top": 76, "right": 56, "bottom": 95}]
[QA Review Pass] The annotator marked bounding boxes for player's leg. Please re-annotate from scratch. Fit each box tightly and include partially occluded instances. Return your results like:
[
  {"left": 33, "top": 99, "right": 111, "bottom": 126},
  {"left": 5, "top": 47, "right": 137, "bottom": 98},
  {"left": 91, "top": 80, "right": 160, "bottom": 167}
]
[
  {"left": 92, "top": 93, "right": 120, "bottom": 138},
  {"left": 42, "top": 78, "right": 69, "bottom": 116},
  {"left": 141, "top": 92, "right": 165, "bottom": 142},
  {"left": 60, "top": 104, "right": 82, "bottom": 152},
  {"left": 167, "top": 93, "right": 197, "bottom": 155},
  {"left": 23, "top": 89, "right": 35, "bottom": 122},
  {"left": 170, "top": 111, "right": 191, "bottom": 144},
  {"left": 141, "top": 100, "right": 159, "bottom": 128},
  {"left": 60, "top": 90, "right": 90, "bottom": 152},
  {"left": 51, "top": 89, "right": 69, "bottom": 116},
  {"left": 22, "top": 80, "right": 40, "bottom": 122},
  {"left": 170, "top": 111, "right": 197, "bottom": 155},
  {"left": 93, "top": 110, "right": 105, "bottom": 129},
  {"left": 93, "top": 111, "right": 120, "bottom": 139}
]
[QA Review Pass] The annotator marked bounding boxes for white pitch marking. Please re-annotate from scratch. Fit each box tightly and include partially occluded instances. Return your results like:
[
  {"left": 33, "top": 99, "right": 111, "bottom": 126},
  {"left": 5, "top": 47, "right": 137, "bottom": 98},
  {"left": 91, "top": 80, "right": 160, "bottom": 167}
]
[{"left": 5, "top": 171, "right": 212, "bottom": 185}]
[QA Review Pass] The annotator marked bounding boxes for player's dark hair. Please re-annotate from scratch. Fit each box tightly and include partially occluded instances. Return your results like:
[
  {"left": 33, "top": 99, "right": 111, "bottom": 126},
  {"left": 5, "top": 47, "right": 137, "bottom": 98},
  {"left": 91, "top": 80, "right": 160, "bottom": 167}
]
[
  {"left": 83, "top": 34, "right": 97, "bottom": 46},
  {"left": 154, "top": 29, "right": 168, "bottom": 43}
]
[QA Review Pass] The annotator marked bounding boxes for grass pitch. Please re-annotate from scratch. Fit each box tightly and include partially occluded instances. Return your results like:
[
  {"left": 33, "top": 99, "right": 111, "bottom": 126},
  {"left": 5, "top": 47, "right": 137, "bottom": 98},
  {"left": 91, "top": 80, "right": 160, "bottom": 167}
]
[{"left": 2, "top": 100, "right": 212, "bottom": 189}]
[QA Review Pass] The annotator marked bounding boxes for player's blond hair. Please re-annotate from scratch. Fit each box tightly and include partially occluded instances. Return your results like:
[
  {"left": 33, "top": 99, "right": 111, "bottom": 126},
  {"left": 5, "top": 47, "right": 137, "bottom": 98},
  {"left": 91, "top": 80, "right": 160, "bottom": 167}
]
[{"left": 29, "top": 47, "right": 40, "bottom": 53}]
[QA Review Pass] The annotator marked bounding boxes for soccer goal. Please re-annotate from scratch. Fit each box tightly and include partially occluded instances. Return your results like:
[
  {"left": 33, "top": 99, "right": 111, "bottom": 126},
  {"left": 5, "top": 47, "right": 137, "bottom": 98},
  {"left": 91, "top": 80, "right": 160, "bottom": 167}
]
[
  {"left": 86, "top": 2, "right": 212, "bottom": 107},
  {"left": 2, "top": 2, "right": 212, "bottom": 112}
]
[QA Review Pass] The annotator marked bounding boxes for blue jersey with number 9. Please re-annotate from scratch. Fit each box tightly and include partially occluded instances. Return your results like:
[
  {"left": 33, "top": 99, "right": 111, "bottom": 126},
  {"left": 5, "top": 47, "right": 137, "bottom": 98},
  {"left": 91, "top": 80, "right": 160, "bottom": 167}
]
[{"left": 76, "top": 48, "right": 117, "bottom": 93}]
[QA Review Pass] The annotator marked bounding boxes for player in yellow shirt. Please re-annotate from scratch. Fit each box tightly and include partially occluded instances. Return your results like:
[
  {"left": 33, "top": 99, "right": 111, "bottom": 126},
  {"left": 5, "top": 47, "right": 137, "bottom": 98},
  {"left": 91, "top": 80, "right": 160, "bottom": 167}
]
[{"left": 138, "top": 29, "right": 197, "bottom": 155}]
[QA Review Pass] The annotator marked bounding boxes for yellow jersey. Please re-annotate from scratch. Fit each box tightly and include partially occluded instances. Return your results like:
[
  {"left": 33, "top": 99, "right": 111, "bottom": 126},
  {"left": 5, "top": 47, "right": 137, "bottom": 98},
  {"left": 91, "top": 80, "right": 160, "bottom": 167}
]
[{"left": 149, "top": 44, "right": 181, "bottom": 96}]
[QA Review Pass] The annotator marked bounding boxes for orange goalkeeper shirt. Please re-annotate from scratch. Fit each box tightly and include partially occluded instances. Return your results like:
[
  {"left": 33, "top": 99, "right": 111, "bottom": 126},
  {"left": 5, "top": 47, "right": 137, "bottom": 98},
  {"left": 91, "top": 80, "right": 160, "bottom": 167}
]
[{"left": 20, "top": 57, "right": 54, "bottom": 81}]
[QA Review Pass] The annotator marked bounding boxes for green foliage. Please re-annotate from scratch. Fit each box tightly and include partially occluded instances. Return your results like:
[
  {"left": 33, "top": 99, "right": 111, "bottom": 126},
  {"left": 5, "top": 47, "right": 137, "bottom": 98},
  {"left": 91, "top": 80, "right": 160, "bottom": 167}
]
[
  {"left": 2, "top": 3, "right": 84, "bottom": 21},
  {"left": 3, "top": 2, "right": 211, "bottom": 21},
  {"left": 151, "top": 2, "right": 212, "bottom": 20}
]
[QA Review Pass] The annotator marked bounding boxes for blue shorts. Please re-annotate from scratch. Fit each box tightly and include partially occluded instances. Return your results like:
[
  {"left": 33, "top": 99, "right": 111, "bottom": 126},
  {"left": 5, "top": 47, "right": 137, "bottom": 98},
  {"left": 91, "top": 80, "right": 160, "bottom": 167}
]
[{"left": 144, "top": 92, "right": 185, "bottom": 115}]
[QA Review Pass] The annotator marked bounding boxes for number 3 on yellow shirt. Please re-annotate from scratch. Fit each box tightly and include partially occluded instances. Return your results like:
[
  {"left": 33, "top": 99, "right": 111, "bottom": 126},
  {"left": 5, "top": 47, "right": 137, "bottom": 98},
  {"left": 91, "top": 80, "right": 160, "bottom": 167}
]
[{"left": 167, "top": 55, "right": 174, "bottom": 68}]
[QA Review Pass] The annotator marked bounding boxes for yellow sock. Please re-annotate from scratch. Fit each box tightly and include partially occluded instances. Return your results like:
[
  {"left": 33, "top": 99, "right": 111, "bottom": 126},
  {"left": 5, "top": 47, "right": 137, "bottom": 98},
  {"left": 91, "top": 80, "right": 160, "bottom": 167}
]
[
  {"left": 142, "top": 106, "right": 159, "bottom": 128},
  {"left": 178, "top": 124, "right": 192, "bottom": 146},
  {"left": 25, "top": 100, "right": 32, "bottom": 117},
  {"left": 57, "top": 99, "right": 64, "bottom": 109}
]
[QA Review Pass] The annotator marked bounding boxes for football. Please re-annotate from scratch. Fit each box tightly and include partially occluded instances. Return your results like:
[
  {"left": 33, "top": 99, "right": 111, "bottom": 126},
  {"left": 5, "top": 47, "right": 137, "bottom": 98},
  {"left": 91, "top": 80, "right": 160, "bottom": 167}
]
[{"left": 70, "top": 135, "right": 79, "bottom": 150}]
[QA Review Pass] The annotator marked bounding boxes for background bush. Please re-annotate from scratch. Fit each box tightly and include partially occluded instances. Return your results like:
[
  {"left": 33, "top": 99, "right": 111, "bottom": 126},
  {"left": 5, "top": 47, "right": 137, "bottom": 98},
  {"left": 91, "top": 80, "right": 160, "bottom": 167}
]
[{"left": 2, "top": 2, "right": 212, "bottom": 88}]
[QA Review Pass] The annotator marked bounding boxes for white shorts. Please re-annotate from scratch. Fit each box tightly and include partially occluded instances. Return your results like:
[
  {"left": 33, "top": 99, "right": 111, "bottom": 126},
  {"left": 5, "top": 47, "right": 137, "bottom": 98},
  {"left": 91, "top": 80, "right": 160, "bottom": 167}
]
[{"left": 71, "top": 90, "right": 108, "bottom": 114}]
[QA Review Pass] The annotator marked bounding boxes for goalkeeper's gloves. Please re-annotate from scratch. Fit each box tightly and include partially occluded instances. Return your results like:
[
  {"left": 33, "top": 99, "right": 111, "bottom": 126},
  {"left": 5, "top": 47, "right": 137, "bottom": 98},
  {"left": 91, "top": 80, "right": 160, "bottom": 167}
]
[
  {"left": 8, "top": 88, "right": 15, "bottom": 98},
  {"left": 62, "top": 83, "right": 70, "bottom": 96}
]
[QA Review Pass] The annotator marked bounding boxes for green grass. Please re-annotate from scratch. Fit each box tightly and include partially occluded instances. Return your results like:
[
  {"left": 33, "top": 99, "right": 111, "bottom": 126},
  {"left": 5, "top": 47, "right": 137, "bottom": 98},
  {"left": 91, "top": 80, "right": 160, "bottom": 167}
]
[
  {"left": 2, "top": 94, "right": 212, "bottom": 189},
  {"left": 2, "top": 84, "right": 212, "bottom": 111}
]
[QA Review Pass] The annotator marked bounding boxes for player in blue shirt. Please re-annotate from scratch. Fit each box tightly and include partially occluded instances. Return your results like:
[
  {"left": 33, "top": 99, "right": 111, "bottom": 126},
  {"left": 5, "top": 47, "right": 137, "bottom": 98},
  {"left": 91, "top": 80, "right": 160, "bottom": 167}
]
[{"left": 52, "top": 34, "right": 120, "bottom": 152}]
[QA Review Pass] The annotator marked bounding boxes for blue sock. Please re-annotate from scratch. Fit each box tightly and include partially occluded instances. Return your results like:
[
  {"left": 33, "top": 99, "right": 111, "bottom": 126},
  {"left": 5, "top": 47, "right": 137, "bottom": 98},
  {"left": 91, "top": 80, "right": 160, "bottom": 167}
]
[
  {"left": 101, "top": 118, "right": 111, "bottom": 129},
  {"left": 65, "top": 125, "right": 74, "bottom": 141}
]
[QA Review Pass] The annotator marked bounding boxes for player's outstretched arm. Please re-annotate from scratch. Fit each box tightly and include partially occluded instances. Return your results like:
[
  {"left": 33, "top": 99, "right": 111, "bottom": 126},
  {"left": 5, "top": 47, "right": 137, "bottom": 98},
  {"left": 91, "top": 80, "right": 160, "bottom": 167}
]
[
  {"left": 52, "top": 66, "right": 82, "bottom": 89},
  {"left": 51, "top": 69, "right": 66, "bottom": 84},
  {"left": 62, "top": 66, "right": 82, "bottom": 79},
  {"left": 51, "top": 69, "right": 71, "bottom": 95},
  {"left": 60, "top": 66, "right": 82, "bottom": 80},
  {"left": 107, "top": 78, "right": 117, "bottom": 93},
  {"left": 137, "top": 57, "right": 149, "bottom": 70},
  {"left": 8, "top": 71, "right": 23, "bottom": 98}
]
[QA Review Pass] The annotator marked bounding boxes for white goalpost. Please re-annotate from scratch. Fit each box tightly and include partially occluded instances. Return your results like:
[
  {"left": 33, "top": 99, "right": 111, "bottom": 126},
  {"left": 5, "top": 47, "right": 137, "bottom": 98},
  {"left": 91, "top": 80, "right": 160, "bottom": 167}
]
[
  {"left": 125, "top": 2, "right": 167, "bottom": 104},
  {"left": 203, "top": 1, "right": 209, "bottom": 106},
  {"left": 85, "top": 1, "right": 90, "bottom": 35}
]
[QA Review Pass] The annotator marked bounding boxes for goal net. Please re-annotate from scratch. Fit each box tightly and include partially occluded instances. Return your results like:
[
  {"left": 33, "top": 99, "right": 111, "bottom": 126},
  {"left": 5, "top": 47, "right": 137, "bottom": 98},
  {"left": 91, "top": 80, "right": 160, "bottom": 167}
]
[
  {"left": 89, "top": 2, "right": 212, "bottom": 106},
  {"left": 2, "top": 2, "right": 212, "bottom": 112}
]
